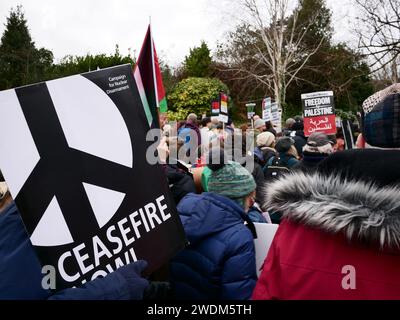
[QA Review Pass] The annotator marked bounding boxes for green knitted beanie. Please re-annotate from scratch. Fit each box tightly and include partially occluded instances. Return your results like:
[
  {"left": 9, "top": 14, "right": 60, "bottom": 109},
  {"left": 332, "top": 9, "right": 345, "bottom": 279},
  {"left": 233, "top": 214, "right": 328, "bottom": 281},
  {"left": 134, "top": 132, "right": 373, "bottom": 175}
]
[{"left": 208, "top": 161, "right": 256, "bottom": 200}]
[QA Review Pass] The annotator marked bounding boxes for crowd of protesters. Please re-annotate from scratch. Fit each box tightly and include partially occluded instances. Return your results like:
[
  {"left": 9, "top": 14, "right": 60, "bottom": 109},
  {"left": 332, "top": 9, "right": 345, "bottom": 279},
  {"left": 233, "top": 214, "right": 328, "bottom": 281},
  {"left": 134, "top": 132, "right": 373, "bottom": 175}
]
[{"left": 1, "top": 83, "right": 400, "bottom": 299}]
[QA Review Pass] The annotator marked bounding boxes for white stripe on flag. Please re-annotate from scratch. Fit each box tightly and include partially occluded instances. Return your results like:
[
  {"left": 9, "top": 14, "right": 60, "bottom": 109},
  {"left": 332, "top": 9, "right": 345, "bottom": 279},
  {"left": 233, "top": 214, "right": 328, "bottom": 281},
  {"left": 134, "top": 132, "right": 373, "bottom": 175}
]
[{"left": 134, "top": 66, "right": 153, "bottom": 127}]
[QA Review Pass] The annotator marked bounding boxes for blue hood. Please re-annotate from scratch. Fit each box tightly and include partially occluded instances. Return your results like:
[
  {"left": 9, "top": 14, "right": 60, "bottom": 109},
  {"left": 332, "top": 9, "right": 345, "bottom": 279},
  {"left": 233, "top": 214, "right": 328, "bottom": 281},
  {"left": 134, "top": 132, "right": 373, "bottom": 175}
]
[
  {"left": 177, "top": 193, "right": 247, "bottom": 245},
  {"left": 254, "top": 147, "right": 264, "bottom": 162},
  {"left": 0, "top": 202, "right": 49, "bottom": 299}
]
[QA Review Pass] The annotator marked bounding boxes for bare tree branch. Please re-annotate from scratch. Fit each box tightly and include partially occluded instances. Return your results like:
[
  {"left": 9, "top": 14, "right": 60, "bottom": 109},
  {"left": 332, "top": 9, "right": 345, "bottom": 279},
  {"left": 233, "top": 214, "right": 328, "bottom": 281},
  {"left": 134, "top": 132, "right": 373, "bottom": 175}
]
[
  {"left": 218, "top": 0, "right": 327, "bottom": 109},
  {"left": 355, "top": 0, "right": 400, "bottom": 79}
]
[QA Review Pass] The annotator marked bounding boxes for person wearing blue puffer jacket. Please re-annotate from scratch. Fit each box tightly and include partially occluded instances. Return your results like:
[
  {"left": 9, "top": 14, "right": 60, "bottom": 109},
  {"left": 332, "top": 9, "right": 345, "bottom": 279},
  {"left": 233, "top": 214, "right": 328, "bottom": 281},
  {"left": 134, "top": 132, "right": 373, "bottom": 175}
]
[{"left": 170, "top": 158, "right": 257, "bottom": 300}]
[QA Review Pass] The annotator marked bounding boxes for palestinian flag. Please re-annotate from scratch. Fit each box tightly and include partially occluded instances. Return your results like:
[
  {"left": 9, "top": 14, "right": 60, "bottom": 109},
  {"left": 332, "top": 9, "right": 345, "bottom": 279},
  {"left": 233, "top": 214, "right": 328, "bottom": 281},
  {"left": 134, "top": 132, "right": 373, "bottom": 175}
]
[
  {"left": 134, "top": 25, "right": 168, "bottom": 128},
  {"left": 153, "top": 46, "right": 168, "bottom": 113},
  {"left": 211, "top": 99, "right": 220, "bottom": 116}
]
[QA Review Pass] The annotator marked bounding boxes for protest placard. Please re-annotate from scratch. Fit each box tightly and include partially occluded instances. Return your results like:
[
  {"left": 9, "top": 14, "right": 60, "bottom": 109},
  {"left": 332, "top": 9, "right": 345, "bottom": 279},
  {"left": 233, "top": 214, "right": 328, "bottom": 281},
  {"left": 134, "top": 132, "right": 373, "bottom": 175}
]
[
  {"left": 219, "top": 92, "right": 229, "bottom": 123},
  {"left": 0, "top": 64, "right": 186, "bottom": 290},
  {"left": 246, "top": 103, "right": 256, "bottom": 120},
  {"left": 270, "top": 102, "right": 282, "bottom": 133},
  {"left": 301, "top": 91, "right": 337, "bottom": 137},
  {"left": 211, "top": 99, "right": 220, "bottom": 122},
  {"left": 262, "top": 97, "right": 272, "bottom": 122}
]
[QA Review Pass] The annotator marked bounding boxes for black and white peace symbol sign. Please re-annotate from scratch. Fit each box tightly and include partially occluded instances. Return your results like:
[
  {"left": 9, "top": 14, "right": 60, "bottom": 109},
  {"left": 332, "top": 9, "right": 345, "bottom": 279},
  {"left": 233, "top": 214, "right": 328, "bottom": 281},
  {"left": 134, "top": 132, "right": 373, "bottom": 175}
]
[{"left": 12, "top": 75, "right": 136, "bottom": 247}]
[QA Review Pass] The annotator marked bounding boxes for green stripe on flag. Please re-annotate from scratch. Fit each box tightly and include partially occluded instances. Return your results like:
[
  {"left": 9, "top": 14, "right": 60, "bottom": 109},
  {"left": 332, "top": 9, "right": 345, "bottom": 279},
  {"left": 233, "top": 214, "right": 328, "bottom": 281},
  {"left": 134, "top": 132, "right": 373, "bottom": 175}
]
[{"left": 159, "top": 97, "right": 168, "bottom": 113}]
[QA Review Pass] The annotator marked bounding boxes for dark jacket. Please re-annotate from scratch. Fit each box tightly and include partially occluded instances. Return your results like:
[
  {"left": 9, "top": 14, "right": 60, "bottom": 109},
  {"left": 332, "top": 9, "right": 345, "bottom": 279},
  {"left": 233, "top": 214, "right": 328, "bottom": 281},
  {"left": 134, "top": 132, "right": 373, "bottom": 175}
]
[
  {"left": 293, "top": 131, "right": 307, "bottom": 158},
  {"left": 292, "top": 152, "right": 328, "bottom": 174},
  {"left": 266, "top": 153, "right": 298, "bottom": 169},
  {"left": 0, "top": 202, "right": 149, "bottom": 300},
  {"left": 252, "top": 162, "right": 266, "bottom": 206},
  {"left": 231, "top": 147, "right": 267, "bottom": 207},
  {"left": 170, "top": 193, "right": 257, "bottom": 300},
  {"left": 282, "top": 128, "right": 292, "bottom": 137},
  {"left": 164, "top": 164, "right": 196, "bottom": 205},
  {"left": 247, "top": 207, "right": 267, "bottom": 223}
]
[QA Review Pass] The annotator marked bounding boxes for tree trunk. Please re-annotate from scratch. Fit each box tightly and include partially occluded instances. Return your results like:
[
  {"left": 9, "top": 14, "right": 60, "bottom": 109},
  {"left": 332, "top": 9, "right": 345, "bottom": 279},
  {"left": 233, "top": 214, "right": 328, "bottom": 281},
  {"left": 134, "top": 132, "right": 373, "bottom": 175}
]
[
  {"left": 273, "top": 73, "right": 286, "bottom": 109},
  {"left": 392, "top": 58, "right": 399, "bottom": 84}
]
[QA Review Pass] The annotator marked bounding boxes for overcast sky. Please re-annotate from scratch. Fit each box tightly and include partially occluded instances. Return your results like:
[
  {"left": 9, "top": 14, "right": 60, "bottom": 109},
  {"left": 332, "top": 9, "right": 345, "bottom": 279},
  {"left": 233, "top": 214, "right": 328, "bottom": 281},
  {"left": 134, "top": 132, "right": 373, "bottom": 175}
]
[{"left": 0, "top": 0, "right": 358, "bottom": 67}]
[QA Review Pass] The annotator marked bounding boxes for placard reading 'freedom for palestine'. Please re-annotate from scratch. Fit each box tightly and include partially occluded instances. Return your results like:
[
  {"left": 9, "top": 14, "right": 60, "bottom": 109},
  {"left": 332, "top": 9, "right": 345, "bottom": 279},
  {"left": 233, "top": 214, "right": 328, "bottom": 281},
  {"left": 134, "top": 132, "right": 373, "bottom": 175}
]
[
  {"left": 0, "top": 64, "right": 186, "bottom": 290},
  {"left": 301, "top": 91, "right": 337, "bottom": 137}
]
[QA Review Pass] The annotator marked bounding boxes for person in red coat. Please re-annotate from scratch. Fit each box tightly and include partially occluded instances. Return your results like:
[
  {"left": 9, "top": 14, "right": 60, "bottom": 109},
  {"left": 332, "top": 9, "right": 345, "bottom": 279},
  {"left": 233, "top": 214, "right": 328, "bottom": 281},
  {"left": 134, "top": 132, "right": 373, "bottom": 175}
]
[{"left": 253, "top": 86, "right": 400, "bottom": 300}]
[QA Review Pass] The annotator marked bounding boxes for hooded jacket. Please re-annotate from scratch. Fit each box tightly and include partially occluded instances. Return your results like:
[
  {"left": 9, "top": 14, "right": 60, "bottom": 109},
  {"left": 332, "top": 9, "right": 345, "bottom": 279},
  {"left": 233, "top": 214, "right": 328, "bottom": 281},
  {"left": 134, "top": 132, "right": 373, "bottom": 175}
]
[
  {"left": 253, "top": 149, "right": 400, "bottom": 299},
  {"left": 0, "top": 202, "right": 148, "bottom": 300},
  {"left": 170, "top": 192, "right": 257, "bottom": 300}
]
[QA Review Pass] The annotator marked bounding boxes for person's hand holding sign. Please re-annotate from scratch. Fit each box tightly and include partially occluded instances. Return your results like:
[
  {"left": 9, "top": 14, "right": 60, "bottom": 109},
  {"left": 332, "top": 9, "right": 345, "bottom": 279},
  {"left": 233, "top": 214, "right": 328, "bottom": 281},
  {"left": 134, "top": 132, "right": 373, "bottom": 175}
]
[
  {"left": 113, "top": 260, "right": 150, "bottom": 300},
  {"left": 157, "top": 136, "right": 169, "bottom": 163},
  {"left": 48, "top": 259, "right": 150, "bottom": 300}
]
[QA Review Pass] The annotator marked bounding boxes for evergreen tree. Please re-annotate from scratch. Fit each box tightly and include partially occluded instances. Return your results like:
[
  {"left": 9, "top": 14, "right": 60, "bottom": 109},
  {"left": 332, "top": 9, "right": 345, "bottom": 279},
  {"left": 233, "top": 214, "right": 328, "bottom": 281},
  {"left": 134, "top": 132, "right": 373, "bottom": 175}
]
[
  {"left": 286, "top": 0, "right": 373, "bottom": 114},
  {"left": 184, "top": 41, "right": 212, "bottom": 77},
  {"left": 48, "top": 45, "right": 134, "bottom": 80},
  {"left": 0, "top": 6, "right": 53, "bottom": 89}
]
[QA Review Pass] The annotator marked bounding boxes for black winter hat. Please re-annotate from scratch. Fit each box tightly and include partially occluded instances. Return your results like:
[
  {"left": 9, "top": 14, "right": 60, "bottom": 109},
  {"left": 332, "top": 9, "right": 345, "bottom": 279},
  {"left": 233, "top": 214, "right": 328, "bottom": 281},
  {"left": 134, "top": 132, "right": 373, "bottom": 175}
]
[
  {"left": 317, "top": 149, "right": 400, "bottom": 188},
  {"left": 275, "top": 137, "right": 295, "bottom": 153}
]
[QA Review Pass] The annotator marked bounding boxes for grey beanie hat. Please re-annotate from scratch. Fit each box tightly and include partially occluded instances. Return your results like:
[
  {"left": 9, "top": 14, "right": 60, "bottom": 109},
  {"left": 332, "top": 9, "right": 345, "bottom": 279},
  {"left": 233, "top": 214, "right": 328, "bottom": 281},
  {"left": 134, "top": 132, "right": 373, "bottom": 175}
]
[{"left": 254, "top": 119, "right": 266, "bottom": 129}]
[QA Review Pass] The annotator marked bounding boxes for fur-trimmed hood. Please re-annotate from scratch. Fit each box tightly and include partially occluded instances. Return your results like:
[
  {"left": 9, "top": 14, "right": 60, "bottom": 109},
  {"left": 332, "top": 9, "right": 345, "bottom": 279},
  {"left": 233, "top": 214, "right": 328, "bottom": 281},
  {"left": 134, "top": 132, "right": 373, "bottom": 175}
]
[{"left": 266, "top": 171, "right": 400, "bottom": 249}]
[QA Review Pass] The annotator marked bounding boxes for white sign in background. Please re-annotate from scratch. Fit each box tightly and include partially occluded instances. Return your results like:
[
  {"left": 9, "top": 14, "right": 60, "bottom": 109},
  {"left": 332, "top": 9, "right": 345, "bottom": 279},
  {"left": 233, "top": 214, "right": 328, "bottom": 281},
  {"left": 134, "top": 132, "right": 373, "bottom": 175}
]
[{"left": 262, "top": 97, "right": 272, "bottom": 121}]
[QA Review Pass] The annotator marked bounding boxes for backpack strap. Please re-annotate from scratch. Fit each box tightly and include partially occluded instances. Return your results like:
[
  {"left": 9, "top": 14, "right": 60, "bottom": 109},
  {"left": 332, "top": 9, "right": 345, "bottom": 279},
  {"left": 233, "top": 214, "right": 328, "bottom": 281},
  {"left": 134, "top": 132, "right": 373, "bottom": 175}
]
[{"left": 243, "top": 215, "right": 258, "bottom": 239}]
